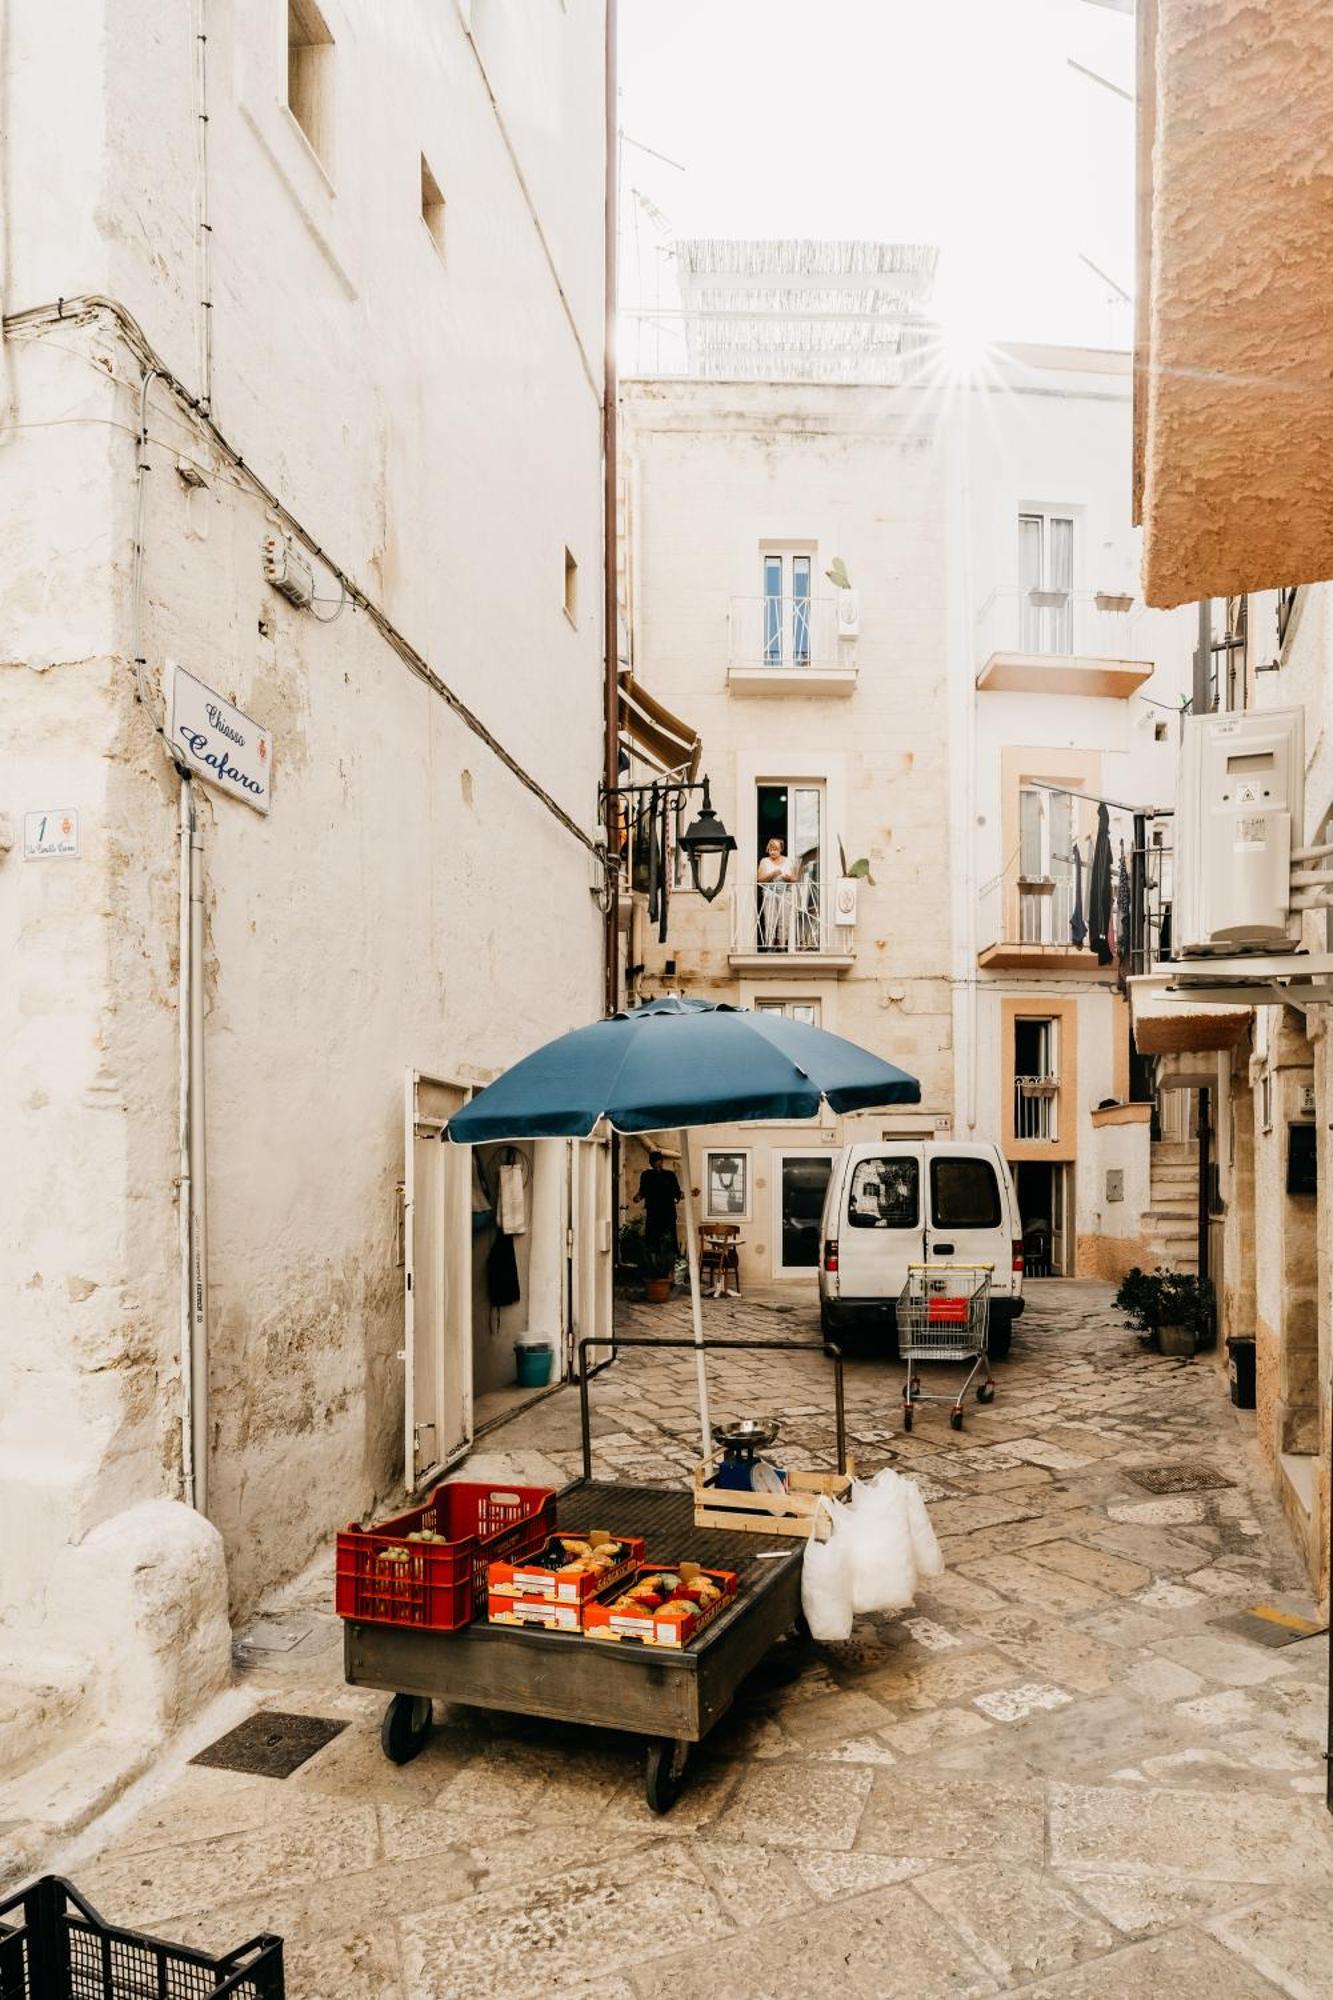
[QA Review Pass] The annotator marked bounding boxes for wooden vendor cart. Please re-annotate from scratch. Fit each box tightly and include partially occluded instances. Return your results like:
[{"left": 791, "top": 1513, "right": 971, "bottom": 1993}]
[{"left": 344, "top": 1335, "right": 846, "bottom": 1812}]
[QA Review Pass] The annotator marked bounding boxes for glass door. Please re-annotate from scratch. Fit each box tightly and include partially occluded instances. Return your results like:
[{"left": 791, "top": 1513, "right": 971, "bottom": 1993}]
[{"left": 774, "top": 1151, "right": 835, "bottom": 1276}]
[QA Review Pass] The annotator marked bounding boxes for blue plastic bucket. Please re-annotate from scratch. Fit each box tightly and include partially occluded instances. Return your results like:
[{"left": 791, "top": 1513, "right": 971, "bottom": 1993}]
[{"left": 514, "top": 1342, "right": 554, "bottom": 1389}]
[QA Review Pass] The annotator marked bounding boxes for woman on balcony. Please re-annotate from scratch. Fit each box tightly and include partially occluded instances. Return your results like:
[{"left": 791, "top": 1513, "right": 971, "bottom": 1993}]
[{"left": 757, "top": 837, "right": 800, "bottom": 950}]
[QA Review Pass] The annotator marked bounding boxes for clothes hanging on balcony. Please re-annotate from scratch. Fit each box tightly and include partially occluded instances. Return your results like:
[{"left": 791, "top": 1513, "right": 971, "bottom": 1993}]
[
  {"left": 1089, "top": 804, "right": 1114, "bottom": 965},
  {"left": 1070, "top": 842, "right": 1088, "bottom": 947},
  {"left": 1116, "top": 847, "right": 1132, "bottom": 967}
]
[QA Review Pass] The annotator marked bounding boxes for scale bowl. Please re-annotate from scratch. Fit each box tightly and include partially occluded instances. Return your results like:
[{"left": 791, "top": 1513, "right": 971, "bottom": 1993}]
[{"left": 712, "top": 1416, "right": 781, "bottom": 1453}]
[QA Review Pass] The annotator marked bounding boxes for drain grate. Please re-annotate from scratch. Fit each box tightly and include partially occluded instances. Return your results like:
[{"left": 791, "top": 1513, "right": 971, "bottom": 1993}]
[
  {"left": 1125, "top": 1464, "right": 1234, "bottom": 1494},
  {"left": 192, "top": 1709, "right": 347, "bottom": 1778},
  {"left": 1214, "top": 1605, "right": 1327, "bottom": 1650}
]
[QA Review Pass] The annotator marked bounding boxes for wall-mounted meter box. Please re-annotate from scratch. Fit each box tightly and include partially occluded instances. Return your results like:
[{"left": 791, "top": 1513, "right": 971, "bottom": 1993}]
[{"left": 1174, "top": 708, "right": 1304, "bottom": 954}]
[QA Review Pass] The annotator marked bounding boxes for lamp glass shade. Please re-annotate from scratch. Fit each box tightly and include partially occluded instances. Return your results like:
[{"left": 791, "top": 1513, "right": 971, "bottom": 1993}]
[{"left": 679, "top": 792, "right": 736, "bottom": 904}]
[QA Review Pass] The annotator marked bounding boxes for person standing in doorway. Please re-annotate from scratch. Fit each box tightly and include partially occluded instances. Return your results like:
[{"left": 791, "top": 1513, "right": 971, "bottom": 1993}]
[{"left": 635, "top": 1149, "right": 684, "bottom": 1258}]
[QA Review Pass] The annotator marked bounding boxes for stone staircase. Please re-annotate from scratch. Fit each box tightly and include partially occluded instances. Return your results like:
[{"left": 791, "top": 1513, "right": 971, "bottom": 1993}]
[{"left": 1142, "top": 1139, "right": 1199, "bottom": 1273}]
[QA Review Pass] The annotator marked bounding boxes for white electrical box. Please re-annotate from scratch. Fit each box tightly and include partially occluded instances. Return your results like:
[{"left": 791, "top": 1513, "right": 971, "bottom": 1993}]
[
  {"left": 261, "top": 534, "right": 315, "bottom": 610},
  {"left": 1175, "top": 708, "right": 1304, "bottom": 954},
  {"left": 835, "top": 589, "right": 861, "bottom": 638}
]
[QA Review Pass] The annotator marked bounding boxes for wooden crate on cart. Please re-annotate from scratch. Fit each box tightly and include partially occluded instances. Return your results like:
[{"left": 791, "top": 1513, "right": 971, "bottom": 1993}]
[{"left": 691, "top": 1454, "right": 853, "bottom": 1538}]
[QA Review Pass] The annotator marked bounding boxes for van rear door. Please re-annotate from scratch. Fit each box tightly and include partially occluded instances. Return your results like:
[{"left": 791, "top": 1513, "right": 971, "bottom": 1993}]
[
  {"left": 837, "top": 1145, "right": 924, "bottom": 1300},
  {"left": 926, "top": 1149, "right": 1010, "bottom": 1295}
]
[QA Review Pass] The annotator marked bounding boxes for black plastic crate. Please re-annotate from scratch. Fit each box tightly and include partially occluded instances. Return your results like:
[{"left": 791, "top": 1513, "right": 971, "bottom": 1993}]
[{"left": 0, "top": 1877, "right": 283, "bottom": 1999}]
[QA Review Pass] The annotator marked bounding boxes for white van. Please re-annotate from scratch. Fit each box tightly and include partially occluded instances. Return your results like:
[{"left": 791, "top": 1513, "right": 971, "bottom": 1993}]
[{"left": 818, "top": 1140, "right": 1025, "bottom": 1359}]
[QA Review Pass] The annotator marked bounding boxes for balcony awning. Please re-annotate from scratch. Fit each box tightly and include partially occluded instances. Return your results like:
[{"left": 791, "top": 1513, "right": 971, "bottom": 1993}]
[
  {"left": 618, "top": 672, "right": 701, "bottom": 779},
  {"left": 1135, "top": 0, "right": 1333, "bottom": 604},
  {"left": 1129, "top": 975, "right": 1251, "bottom": 1057}
]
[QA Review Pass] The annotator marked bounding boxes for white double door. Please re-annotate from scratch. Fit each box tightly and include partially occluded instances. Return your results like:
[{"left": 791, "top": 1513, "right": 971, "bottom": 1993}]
[{"left": 402, "top": 1072, "right": 612, "bottom": 1491}]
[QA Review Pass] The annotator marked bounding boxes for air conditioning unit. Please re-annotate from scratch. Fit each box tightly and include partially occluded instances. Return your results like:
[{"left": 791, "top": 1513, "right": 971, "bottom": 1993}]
[
  {"left": 835, "top": 588, "right": 860, "bottom": 638},
  {"left": 1175, "top": 708, "right": 1304, "bottom": 954},
  {"left": 261, "top": 534, "right": 314, "bottom": 610}
]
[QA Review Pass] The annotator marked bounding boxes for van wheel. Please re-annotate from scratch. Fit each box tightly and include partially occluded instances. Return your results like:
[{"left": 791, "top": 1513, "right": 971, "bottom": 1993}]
[{"left": 988, "top": 1313, "right": 1013, "bottom": 1362}]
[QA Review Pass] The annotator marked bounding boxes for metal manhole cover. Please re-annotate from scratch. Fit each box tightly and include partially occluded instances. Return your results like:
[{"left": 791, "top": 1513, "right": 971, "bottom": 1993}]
[
  {"left": 191, "top": 1710, "right": 347, "bottom": 1778},
  {"left": 1125, "top": 1464, "right": 1234, "bottom": 1494}
]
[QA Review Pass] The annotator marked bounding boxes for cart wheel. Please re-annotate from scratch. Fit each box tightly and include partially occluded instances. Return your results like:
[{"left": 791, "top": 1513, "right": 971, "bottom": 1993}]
[
  {"left": 644, "top": 1737, "right": 690, "bottom": 1814},
  {"left": 381, "top": 1693, "right": 432, "bottom": 1766},
  {"left": 902, "top": 1406, "right": 913, "bottom": 1432},
  {"left": 949, "top": 1409, "right": 964, "bottom": 1432},
  {"left": 976, "top": 1382, "right": 995, "bottom": 1404}
]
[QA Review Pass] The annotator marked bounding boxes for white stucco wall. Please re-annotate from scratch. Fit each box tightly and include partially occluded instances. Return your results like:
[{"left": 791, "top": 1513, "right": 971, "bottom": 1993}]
[
  {"left": 619, "top": 378, "right": 955, "bottom": 1284},
  {"left": 0, "top": 0, "right": 607, "bottom": 1736}
]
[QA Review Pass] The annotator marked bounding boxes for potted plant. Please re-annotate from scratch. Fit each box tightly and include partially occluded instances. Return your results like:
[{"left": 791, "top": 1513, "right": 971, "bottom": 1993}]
[
  {"left": 617, "top": 1217, "right": 646, "bottom": 1274},
  {"left": 641, "top": 1233, "right": 677, "bottom": 1303},
  {"left": 1114, "top": 1266, "right": 1215, "bottom": 1356}
]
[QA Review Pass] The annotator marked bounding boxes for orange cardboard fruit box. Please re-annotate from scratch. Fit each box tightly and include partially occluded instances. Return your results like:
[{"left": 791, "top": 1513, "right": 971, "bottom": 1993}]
[{"left": 584, "top": 1562, "right": 739, "bottom": 1648}]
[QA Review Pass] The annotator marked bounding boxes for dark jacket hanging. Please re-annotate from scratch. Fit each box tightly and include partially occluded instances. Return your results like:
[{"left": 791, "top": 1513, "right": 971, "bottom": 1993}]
[
  {"left": 1070, "top": 842, "right": 1087, "bottom": 947},
  {"left": 1088, "top": 803, "right": 1114, "bottom": 966}
]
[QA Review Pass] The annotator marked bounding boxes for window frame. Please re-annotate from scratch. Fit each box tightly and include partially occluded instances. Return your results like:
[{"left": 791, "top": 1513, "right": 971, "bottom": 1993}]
[
  {"left": 286, "top": 0, "right": 335, "bottom": 173},
  {"left": 929, "top": 1155, "right": 1002, "bottom": 1231},
  {"left": 846, "top": 1154, "right": 921, "bottom": 1231},
  {"left": 703, "top": 1148, "right": 752, "bottom": 1223}
]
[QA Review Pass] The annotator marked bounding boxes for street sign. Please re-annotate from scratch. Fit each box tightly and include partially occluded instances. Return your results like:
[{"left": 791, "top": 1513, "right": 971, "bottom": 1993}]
[
  {"left": 24, "top": 809, "right": 79, "bottom": 859},
  {"left": 169, "top": 667, "right": 273, "bottom": 814}
]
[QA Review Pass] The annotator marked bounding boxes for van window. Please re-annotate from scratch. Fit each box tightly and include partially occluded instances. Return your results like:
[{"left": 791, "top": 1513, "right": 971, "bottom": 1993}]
[
  {"left": 931, "top": 1157, "right": 1002, "bottom": 1229},
  {"left": 848, "top": 1157, "right": 919, "bottom": 1228}
]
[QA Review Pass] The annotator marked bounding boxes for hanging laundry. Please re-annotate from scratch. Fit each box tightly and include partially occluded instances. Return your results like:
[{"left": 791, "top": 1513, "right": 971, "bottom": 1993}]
[
  {"left": 1071, "top": 841, "right": 1087, "bottom": 947},
  {"left": 1116, "top": 847, "right": 1132, "bottom": 965},
  {"left": 1089, "top": 803, "right": 1114, "bottom": 966},
  {"left": 486, "top": 1229, "right": 521, "bottom": 1309},
  {"left": 499, "top": 1150, "right": 529, "bottom": 1235}
]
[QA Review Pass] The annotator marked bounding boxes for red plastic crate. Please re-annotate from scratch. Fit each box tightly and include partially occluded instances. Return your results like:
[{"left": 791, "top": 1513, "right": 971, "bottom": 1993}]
[
  {"left": 335, "top": 1481, "right": 554, "bottom": 1632},
  {"left": 927, "top": 1297, "right": 969, "bottom": 1325}
]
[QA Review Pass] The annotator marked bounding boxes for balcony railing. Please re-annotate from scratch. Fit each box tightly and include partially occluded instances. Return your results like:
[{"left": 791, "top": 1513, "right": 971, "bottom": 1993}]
[
  {"left": 729, "top": 595, "right": 843, "bottom": 670},
  {"left": 731, "top": 877, "right": 853, "bottom": 958},
  {"left": 979, "top": 816, "right": 1176, "bottom": 976},
  {"left": 976, "top": 587, "right": 1137, "bottom": 664},
  {"left": 979, "top": 869, "right": 1083, "bottom": 953},
  {"left": 1014, "top": 1076, "right": 1059, "bottom": 1141}
]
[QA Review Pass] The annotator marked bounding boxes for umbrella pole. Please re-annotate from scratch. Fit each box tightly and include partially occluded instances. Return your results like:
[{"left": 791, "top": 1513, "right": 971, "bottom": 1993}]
[{"left": 678, "top": 1128, "right": 712, "bottom": 1457}]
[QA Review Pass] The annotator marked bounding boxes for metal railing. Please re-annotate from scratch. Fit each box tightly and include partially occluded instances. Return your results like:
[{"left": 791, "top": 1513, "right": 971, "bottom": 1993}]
[
  {"left": 730, "top": 594, "right": 844, "bottom": 669},
  {"left": 732, "top": 877, "right": 852, "bottom": 955},
  {"left": 978, "top": 868, "right": 1080, "bottom": 951},
  {"left": 976, "top": 586, "right": 1138, "bottom": 663},
  {"left": 1014, "top": 1075, "right": 1059, "bottom": 1141}
]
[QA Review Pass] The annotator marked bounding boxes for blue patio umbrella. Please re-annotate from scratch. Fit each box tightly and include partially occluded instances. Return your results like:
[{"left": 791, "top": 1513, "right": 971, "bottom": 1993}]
[{"left": 447, "top": 998, "right": 920, "bottom": 1449}]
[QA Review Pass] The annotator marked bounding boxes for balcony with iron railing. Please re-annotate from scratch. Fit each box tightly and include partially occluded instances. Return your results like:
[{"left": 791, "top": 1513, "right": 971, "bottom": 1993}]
[
  {"left": 727, "top": 595, "right": 858, "bottom": 695},
  {"left": 728, "top": 876, "right": 856, "bottom": 973},
  {"left": 975, "top": 587, "right": 1154, "bottom": 698},
  {"left": 1014, "top": 1075, "right": 1059, "bottom": 1142},
  {"left": 978, "top": 799, "right": 1175, "bottom": 976}
]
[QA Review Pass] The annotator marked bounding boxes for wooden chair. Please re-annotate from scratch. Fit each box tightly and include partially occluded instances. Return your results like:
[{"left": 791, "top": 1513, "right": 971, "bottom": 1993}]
[{"left": 700, "top": 1223, "right": 742, "bottom": 1297}]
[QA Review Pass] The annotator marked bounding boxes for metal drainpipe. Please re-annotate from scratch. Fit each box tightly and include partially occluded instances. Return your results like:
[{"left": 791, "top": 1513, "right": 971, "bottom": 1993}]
[
  {"left": 188, "top": 790, "right": 210, "bottom": 1513},
  {"left": 177, "top": 780, "right": 196, "bottom": 1509},
  {"left": 602, "top": 0, "right": 620, "bottom": 1018}
]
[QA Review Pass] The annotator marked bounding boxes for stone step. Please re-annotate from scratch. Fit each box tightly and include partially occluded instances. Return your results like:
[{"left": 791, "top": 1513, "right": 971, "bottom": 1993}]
[
  {"left": 0, "top": 1668, "right": 87, "bottom": 1784},
  {"left": 1150, "top": 1142, "right": 1199, "bottom": 1166}
]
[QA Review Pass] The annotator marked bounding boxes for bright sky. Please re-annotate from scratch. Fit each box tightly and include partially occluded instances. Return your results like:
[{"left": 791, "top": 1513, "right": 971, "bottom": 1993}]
[{"left": 617, "top": 0, "right": 1135, "bottom": 363}]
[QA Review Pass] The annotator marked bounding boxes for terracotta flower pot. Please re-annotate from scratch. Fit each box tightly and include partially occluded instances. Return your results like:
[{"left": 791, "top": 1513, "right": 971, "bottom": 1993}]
[{"left": 643, "top": 1276, "right": 673, "bottom": 1303}]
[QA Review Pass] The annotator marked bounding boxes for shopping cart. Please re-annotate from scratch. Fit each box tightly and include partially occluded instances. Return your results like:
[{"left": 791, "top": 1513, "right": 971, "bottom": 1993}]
[{"left": 898, "top": 1263, "right": 995, "bottom": 1432}]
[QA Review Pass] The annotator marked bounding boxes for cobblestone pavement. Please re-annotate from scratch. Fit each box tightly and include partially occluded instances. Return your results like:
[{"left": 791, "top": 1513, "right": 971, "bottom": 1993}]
[{"left": 64, "top": 1282, "right": 1333, "bottom": 1999}]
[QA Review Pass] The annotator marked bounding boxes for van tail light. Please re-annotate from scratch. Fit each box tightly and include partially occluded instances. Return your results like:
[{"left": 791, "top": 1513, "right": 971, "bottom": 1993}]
[
  {"left": 1012, "top": 1238, "right": 1025, "bottom": 1275},
  {"left": 823, "top": 1238, "right": 839, "bottom": 1274}
]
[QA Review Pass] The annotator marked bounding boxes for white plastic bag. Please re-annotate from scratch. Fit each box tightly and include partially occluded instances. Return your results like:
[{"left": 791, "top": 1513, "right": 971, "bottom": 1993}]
[
  {"left": 800, "top": 1493, "right": 854, "bottom": 1641},
  {"left": 844, "top": 1468, "right": 920, "bottom": 1614},
  {"left": 903, "top": 1475, "right": 945, "bottom": 1580}
]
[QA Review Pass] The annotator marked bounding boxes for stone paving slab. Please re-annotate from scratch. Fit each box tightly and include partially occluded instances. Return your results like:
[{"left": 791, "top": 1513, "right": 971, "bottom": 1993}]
[{"left": 49, "top": 1280, "right": 1333, "bottom": 1999}]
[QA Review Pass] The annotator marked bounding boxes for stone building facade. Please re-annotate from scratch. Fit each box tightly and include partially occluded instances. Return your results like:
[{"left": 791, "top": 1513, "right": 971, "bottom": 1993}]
[
  {"left": 1, "top": 0, "right": 610, "bottom": 1791},
  {"left": 1130, "top": 0, "right": 1333, "bottom": 1607},
  {"left": 619, "top": 321, "right": 1193, "bottom": 1291}
]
